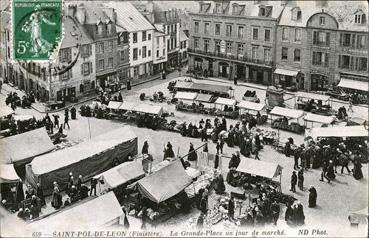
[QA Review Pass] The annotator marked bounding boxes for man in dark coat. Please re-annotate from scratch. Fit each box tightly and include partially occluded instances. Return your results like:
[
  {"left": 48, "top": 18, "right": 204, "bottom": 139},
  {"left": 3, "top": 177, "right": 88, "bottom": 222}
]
[
  {"left": 187, "top": 143, "right": 198, "bottom": 162},
  {"left": 293, "top": 146, "right": 301, "bottom": 170},
  {"left": 340, "top": 152, "right": 351, "bottom": 174},
  {"left": 36, "top": 183, "right": 45, "bottom": 206},
  {"left": 214, "top": 174, "right": 225, "bottom": 195},
  {"left": 326, "top": 160, "right": 335, "bottom": 181},
  {"left": 308, "top": 186, "right": 317, "bottom": 208},
  {"left": 228, "top": 197, "right": 235, "bottom": 220},
  {"left": 228, "top": 153, "right": 240, "bottom": 169},
  {"left": 142, "top": 140, "right": 149, "bottom": 155},
  {"left": 271, "top": 200, "right": 280, "bottom": 225},
  {"left": 290, "top": 171, "right": 297, "bottom": 193},
  {"left": 297, "top": 170, "right": 304, "bottom": 191}
]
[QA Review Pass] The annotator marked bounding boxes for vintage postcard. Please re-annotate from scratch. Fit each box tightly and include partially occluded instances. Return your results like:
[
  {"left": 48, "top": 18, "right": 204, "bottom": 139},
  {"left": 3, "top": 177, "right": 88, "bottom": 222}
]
[{"left": 0, "top": 0, "right": 368, "bottom": 238}]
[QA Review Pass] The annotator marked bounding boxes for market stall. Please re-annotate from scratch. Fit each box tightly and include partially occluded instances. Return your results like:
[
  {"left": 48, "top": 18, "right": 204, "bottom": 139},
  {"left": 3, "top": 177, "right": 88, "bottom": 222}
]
[
  {"left": 175, "top": 92, "right": 198, "bottom": 112},
  {"left": 338, "top": 78, "right": 369, "bottom": 93},
  {"left": 295, "top": 92, "right": 332, "bottom": 115},
  {"left": 214, "top": 98, "right": 238, "bottom": 119},
  {"left": 94, "top": 160, "right": 145, "bottom": 195},
  {"left": 0, "top": 128, "right": 55, "bottom": 167},
  {"left": 106, "top": 101, "right": 123, "bottom": 119},
  {"left": 304, "top": 113, "right": 335, "bottom": 129},
  {"left": 238, "top": 101, "right": 267, "bottom": 124},
  {"left": 191, "top": 83, "right": 233, "bottom": 98},
  {"left": 0, "top": 164, "right": 22, "bottom": 211},
  {"left": 134, "top": 103, "right": 163, "bottom": 116},
  {"left": 135, "top": 161, "right": 194, "bottom": 224},
  {"left": 28, "top": 192, "right": 123, "bottom": 231},
  {"left": 26, "top": 127, "right": 138, "bottom": 195},
  {"left": 310, "top": 126, "right": 368, "bottom": 140},
  {"left": 270, "top": 107, "right": 305, "bottom": 134},
  {"left": 348, "top": 207, "right": 368, "bottom": 227}
]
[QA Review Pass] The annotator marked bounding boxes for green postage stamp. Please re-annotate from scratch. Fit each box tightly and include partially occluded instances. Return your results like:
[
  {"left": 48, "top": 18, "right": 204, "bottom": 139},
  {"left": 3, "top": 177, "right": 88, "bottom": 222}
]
[{"left": 12, "top": 0, "right": 62, "bottom": 60}]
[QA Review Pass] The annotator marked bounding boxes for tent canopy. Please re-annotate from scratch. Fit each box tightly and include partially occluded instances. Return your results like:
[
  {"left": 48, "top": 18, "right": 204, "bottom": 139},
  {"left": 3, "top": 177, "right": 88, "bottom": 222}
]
[
  {"left": 28, "top": 192, "right": 122, "bottom": 231},
  {"left": 274, "top": 68, "right": 299, "bottom": 77},
  {"left": 173, "top": 81, "right": 193, "bottom": 90},
  {"left": 236, "top": 158, "right": 283, "bottom": 179},
  {"left": 195, "top": 93, "right": 213, "bottom": 103},
  {"left": 192, "top": 83, "right": 231, "bottom": 94},
  {"left": 107, "top": 101, "right": 123, "bottom": 110},
  {"left": 174, "top": 92, "right": 198, "bottom": 101},
  {"left": 135, "top": 104, "right": 163, "bottom": 115},
  {"left": 94, "top": 160, "right": 144, "bottom": 189},
  {"left": 12, "top": 114, "right": 33, "bottom": 121},
  {"left": 137, "top": 161, "right": 192, "bottom": 203},
  {"left": 0, "top": 106, "right": 14, "bottom": 118},
  {"left": 0, "top": 128, "right": 55, "bottom": 165},
  {"left": 0, "top": 164, "right": 21, "bottom": 183},
  {"left": 214, "top": 97, "right": 237, "bottom": 106},
  {"left": 310, "top": 126, "right": 368, "bottom": 139},
  {"left": 118, "top": 101, "right": 138, "bottom": 111},
  {"left": 338, "top": 78, "right": 369, "bottom": 92},
  {"left": 270, "top": 106, "right": 304, "bottom": 119},
  {"left": 296, "top": 92, "right": 330, "bottom": 101},
  {"left": 304, "top": 113, "right": 335, "bottom": 124},
  {"left": 238, "top": 101, "right": 265, "bottom": 112},
  {"left": 29, "top": 127, "right": 136, "bottom": 175}
]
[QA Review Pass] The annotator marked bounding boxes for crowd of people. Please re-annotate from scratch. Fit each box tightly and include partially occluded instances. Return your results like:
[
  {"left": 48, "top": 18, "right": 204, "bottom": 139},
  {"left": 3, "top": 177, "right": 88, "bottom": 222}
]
[{"left": 5, "top": 91, "right": 35, "bottom": 110}]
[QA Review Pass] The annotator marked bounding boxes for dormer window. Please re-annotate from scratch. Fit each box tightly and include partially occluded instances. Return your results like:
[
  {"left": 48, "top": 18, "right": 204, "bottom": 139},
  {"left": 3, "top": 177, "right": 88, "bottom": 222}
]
[
  {"left": 259, "top": 5, "right": 272, "bottom": 17},
  {"left": 232, "top": 4, "right": 238, "bottom": 15},
  {"left": 320, "top": 16, "right": 325, "bottom": 25},
  {"left": 354, "top": 10, "right": 366, "bottom": 24},
  {"left": 215, "top": 3, "right": 222, "bottom": 14},
  {"left": 291, "top": 7, "right": 302, "bottom": 21},
  {"left": 259, "top": 7, "right": 266, "bottom": 17}
]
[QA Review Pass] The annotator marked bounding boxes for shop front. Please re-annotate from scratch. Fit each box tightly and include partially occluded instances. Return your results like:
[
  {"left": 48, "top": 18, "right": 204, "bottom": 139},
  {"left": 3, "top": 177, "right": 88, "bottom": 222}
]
[{"left": 274, "top": 68, "right": 300, "bottom": 89}]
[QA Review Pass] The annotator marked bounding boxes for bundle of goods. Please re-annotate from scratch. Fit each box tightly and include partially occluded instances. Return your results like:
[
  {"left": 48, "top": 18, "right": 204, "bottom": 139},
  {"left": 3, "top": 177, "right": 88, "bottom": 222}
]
[
  {"left": 269, "top": 191, "right": 296, "bottom": 205},
  {"left": 185, "top": 168, "right": 220, "bottom": 198},
  {"left": 250, "top": 127, "right": 277, "bottom": 144}
]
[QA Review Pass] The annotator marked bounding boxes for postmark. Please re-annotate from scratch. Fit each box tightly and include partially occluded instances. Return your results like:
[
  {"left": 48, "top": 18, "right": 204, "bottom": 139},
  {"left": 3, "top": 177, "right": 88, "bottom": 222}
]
[{"left": 12, "top": 0, "right": 62, "bottom": 60}]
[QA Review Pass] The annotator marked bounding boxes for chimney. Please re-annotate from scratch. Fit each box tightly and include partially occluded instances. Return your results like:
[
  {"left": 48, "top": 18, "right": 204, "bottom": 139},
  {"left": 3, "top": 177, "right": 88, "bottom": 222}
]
[
  {"left": 67, "top": 4, "right": 77, "bottom": 17},
  {"left": 281, "top": 0, "right": 288, "bottom": 6}
]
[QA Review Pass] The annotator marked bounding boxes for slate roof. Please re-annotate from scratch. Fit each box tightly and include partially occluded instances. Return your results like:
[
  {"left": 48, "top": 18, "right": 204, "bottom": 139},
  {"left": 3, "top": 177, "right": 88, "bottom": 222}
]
[
  {"left": 61, "top": 16, "right": 93, "bottom": 49},
  {"left": 70, "top": 1, "right": 115, "bottom": 25},
  {"left": 103, "top": 1, "right": 154, "bottom": 32},
  {"left": 279, "top": 1, "right": 369, "bottom": 32}
]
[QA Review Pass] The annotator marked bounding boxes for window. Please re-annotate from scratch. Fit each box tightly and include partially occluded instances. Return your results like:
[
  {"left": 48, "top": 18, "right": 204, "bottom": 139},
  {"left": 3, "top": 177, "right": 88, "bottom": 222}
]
[
  {"left": 339, "top": 55, "right": 350, "bottom": 69},
  {"left": 312, "top": 52, "right": 329, "bottom": 67},
  {"left": 264, "top": 48, "right": 271, "bottom": 62},
  {"left": 194, "top": 38, "right": 199, "bottom": 49},
  {"left": 357, "top": 57, "right": 368, "bottom": 71},
  {"left": 81, "top": 45, "right": 90, "bottom": 57},
  {"left": 167, "top": 25, "right": 170, "bottom": 34},
  {"left": 264, "top": 29, "right": 271, "bottom": 42},
  {"left": 107, "top": 23, "right": 112, "bottom": 35},
  {"left": 215, "top": 3, "right": 221, "bottom": 13},
  {"left": 282, "top": 28, "right": 289, "bottom": 41},
  {"left": 204, "top": 22, "right": 209, "bottom": 35},
  {"left": 142, "top": 31, "right": 147, "bottom": 41},
  {"left": 120, "top": 50, "right": 125, "bottom": 62},
  {"left": 133, "top": 33, "right": 137, "bottom": 43},
  {"left": 98, "top": 42, "right": 104, "bottom": 54},
  {"left": 204, "top": 39, "right": 209, "bottom": 52},
  {"left": 281, "top": 47, "right": 288, "bottom": 60},
  {"left": 215, "top": 40, "right": 221, "bottom": 53},
  {"left": 148, "top": 50, "right": 151, "bottom": 57},
  {"left": 108, "top": 41, "right": 113, "bottom": 52},
  {"left": 341, "top": 33, "right": 351, "bottom": 47},
  {"left": 252, "top": 46, "right": 259, "bottom": 60},
  {"left": 194, "top": 21, "right": 199, "bottom": 33},
  {"left": 252, "top": 28, "right": 259, "bottom": 40},
  {"left": 226, "top": 25, "right": 232, "bottom": 37},
  {"left": 232, "top": 4, "right": 238, "bottom": 15},
  {"left": 357, "top": 35, "right": 366, "bottom": 48},
  {"left": 156, "top": 50, "right": 159, "bottom": 57},
  {"left": 238, "top": 26, "right": 244, "bottom": 39},
  {"left": 142, "top": 46, "right": 147, "bottom": 58},
  {"left": 313, "top": 31, "right": 330, "bottom": 46},
  {"left": 294, "top": 28, "right": 302, "bottom": 42},
  {"left": 355, "top": 14, "right": 364, "bottom": 24},
  {"left": 292, "top": 7, "right": 302, "bottom": 21},
  {"left": 294, "top": 49, "right": 301, "bottom": 62},
  {"left": 82, "top": 62, "right": 91, "bottom": 76},
  {"left": 133, "top": 48, "right": 138, "bottom": 60},
  {"left": 133, "top": 66, "right": 139, "bottom": 77},
  {"left": 226, "top": 42, "right": 232, "bottom": 53},
  {"left": 174, "top": 24, "right": 177, "bottom": 33},
  {"left": 98, "top": 59, "right": 104, "bottom": 71},
  {"left": 237, "top": 43, "right": 244, "bottom": 55},
  {"left": 98, "top": 24, "right": 103, "bottom": 35},
  {"left": 319, "top": 16, "right": 325, "bottom": 25},
  {"left": 148, "top": 34, "right": 151, "bottom": 40},
  {"left": 163, "top": 49, "right": 165, "bottom": 55},
  {"left": 108, "top": 57, "right": 113, "bottom": 68},
  {"left": 215, "top": 24, "right": 221, "bottom": 35}
]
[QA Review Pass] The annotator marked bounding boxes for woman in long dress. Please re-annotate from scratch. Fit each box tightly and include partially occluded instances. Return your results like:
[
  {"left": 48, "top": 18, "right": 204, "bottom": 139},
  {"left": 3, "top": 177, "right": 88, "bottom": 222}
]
[{"left": 353, "top": 153, "right": 363, "bottom": 180}]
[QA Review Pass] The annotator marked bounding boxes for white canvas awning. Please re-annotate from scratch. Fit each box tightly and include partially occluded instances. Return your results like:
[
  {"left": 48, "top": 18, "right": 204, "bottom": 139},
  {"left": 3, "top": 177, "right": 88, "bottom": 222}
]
[
  {"left": 134, "top": 104, "right": 163, "bottom": 116},
  {"left": 270, "top": 106, "right": 304, "bottom": 119},
  {"left": 296, "top": 92, "right": 330, "bottom": 101},
  {"left": 311, "top": 126, "right": 368, "bottom": 139},
  {"left": 0, "top": 164, "right": 21, "bottom": 183},
  {"left": 274, "top": 68, "right": 299, "bottom": 77},
  {"left": 304, "top": 113, "right": 335, "bottom": 124},
  {"left": 118, "top": 101, "right": 138, "bottom": 111},
  {"left": 238, "top": 101, "right": 265, "bottom": 112},
  {"left": 236, "top": 158, "right": 283, "bottom": 179},
  {"left": 28, "top": 192, "right": 123, "bottom": 231},
  {"left": 12, "top": 114, "right": 33, "bottom": 121},
  {"left": 174, "top": 92, "right": 198, "bottom": 101},
  {"left": 338, "top": 78, "right": 369, "bottom": 92},
  {"left": 173, "top": 81, "right": 193, "bottom": 89},
  {"left": 214, "top": 97, "right": 237, "bottom": 106},
  {"left": 195, "top": 94, "right": 213, "bottom": 103},
  {"left": 0, "top": 106, "right": 14, "bottom": 118},
  {"left": 94, "top": 160, "right": 144, "bottom": 190},
  {"left": 107, "top": 101, "right": 122, "bottom": 110}
]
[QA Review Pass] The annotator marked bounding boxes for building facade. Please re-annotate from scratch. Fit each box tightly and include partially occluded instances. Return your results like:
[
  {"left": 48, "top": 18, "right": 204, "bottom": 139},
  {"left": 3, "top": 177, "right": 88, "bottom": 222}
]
[
  {"left": 153, "top": 31, "right": 169, "bottom": 75},
  {"left": 275, "top": 1, "right": 369, "bottom": 91},
  {"left": 179, "top": 29, "right": 189, "bottom": 65},
  {"left": 188, "top": 1, "right": 285, "bottom": 84}
]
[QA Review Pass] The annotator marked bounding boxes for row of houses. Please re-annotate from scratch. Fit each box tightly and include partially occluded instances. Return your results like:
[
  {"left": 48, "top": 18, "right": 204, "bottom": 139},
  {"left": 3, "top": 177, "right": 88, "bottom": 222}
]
[
  {"left": 0, "top": 1, "right": 190, "bottom": 102},
  {"left": 188, "top": 0, "right": 369, "bottom": 92}
]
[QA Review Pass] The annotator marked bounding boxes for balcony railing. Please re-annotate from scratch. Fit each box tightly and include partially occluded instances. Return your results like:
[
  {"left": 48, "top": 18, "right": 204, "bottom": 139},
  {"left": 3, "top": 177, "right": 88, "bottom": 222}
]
[{"left": 188, "top": 48, "right": 273, "bottom": 67}]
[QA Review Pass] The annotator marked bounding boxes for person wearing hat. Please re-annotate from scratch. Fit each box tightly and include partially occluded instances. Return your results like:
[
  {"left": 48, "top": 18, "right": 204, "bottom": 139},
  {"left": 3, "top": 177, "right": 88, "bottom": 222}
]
[
  {"left": 293, "top": 145, "right": 302, "bottom": 170},
  {"left": 320, "top": 160, "right": 329, "bottom": 182},
  {"left": 290, "top": 171, "right": 297, "bottom": 193},
  {"left": 326, "top": 160, "right": 335, "bottom": 181},
  {"left": 340, "top": 151, "right": 351, "bottom": 174},
  {"left": 308, "top": 186, "right": 317, "bottom": 208},
  {"left": 142, "top": 140, "right": 149, "bottom": 156}
]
